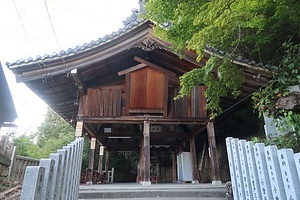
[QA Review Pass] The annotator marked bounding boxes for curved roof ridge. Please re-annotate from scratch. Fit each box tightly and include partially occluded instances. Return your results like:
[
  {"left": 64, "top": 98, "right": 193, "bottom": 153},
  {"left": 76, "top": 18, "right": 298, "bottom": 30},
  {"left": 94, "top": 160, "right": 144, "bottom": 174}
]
[{"left": 6, "top": 8, "right": 144, "bottom": 67}]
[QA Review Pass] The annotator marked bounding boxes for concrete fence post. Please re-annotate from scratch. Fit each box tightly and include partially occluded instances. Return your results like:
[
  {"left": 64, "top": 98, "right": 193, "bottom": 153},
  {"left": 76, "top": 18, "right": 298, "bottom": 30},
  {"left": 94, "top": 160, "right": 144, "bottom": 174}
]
[
  {"left": 39, "top": 158, "right": 55, "bottom": 200},
  {"left": 57, "top": 149, "right": 67, "bottom": 200},
  {"left": 49, "top": 153, "right": 62, "bottom": 200},
  {"left": 20, "top": 138, "right": 84, "bottom": 200},
  {"left": 20, "top": 166, "right": 45, "bottom": 200},
  {"left": 67, "top": 143, "right": 76, "bottom": 200},
  {"left": 227, "top": 137, "right": 300, "bottom": 200}
]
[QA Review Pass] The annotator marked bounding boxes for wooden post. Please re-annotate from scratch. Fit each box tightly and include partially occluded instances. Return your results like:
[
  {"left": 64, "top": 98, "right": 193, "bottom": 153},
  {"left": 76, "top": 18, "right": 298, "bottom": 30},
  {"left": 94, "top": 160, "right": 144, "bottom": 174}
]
[
  {"left": 207, "top": 121, "right": 222, "bottom": 185},
  {"left": 143, "top": 121, "right": 151, "bottom": 186},
  {"left": 98, "top": 146, "right": 104, "bottom": 177},
  {"left": 139, "top": 137, "right": 144, "bottom": 183},
  {"left": 88, "top": 137, "right": 96, "bottom": 184},
  {"left": 171, "top": 152, "right": 177, "bottom": 183},
  {"left": 190, "top": 137, "right": 199, "bottom": 183},
  {"left": 105, "top": 149, "right": 110, "bottom": 182}
]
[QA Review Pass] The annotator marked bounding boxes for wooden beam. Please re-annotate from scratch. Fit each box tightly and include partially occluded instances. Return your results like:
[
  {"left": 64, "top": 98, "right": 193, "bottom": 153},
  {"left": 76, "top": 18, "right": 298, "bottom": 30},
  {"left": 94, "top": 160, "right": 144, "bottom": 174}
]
[
  {"left": 134, "top": 56, "right": 175, "bottom": 75},
  {"left": 84, "top": 123, "right": 97, "bottom": 138},
  {"left": 71, "top": 68, "right": 87, "bottom": 95},
  {"left": 96, "top": 131, "right": 190, "bottom": 139},
  {"left": 78, "top": 116, "right": 209, "bottom": 124},
  {"left": 134, "top": 56, "right": 179, "bottom": 83},
  {"left": 118, "top": 63, "right": 147, "bottom": 76}
]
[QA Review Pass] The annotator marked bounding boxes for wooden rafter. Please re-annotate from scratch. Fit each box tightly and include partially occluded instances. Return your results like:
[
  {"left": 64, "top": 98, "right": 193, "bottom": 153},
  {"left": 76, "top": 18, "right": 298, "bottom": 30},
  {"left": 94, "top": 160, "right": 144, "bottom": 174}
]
[{"left": 71, "top": 68, "right": 87, "bottom": 95}]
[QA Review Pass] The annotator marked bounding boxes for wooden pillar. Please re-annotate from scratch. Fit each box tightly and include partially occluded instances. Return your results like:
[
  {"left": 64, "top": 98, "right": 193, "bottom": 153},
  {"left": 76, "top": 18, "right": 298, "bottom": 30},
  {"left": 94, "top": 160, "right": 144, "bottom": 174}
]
[
  {"left": 207, "top": 121, "right": 222, "bottom": 185},
  {"left": 105, "top": 150, "right": 110, "bottom": 177},
  {"left": 139, "top": 137, "right": 144, "bottom": 183},
  {"left": 143, "top": 121, "right": 151, "bottom": 186},
  {"left": 98, "top": 145, "right": 104, "bottom": 175},
  {"left": 190, "top": 136, "right": 199, "bottom": 183},
  {"left": 88, "top": 137, "right": 96, "bottom": 184},
  {"left": 171, "top": 152, "right": 177, "bottom": 183}
]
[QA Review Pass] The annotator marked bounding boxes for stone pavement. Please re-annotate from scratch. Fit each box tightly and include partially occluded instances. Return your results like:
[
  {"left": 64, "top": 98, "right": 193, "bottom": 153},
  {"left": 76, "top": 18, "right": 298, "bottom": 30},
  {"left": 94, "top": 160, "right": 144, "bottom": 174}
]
[{"left": 79, "top": 183, "right": 227, "bottom": 199}]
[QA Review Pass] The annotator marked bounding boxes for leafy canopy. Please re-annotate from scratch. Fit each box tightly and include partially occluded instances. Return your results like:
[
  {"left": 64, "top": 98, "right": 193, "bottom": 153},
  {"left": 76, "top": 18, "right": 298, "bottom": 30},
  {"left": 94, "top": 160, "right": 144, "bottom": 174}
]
[
  {"left": 145, "top": 0, "right": 300, "bottom": 126},
  {"left": 14, "top": 107, "right": 75, "bottom": 159}
]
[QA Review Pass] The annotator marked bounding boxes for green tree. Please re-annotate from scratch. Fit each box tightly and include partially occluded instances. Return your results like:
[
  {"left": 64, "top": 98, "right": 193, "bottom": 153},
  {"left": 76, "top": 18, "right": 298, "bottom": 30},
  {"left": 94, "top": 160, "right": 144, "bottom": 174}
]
[
  {"left": 145, "top": 0, "right": 300, "bottom": 128},
  {"left": 13, "top": 107, "right": 75, "bottom": 159},
  {"left": 36, "top": 107, "right": 75, "bottom": 148},
  {"left": 13, "top": 134, "right": 39, "bottom": 157}
]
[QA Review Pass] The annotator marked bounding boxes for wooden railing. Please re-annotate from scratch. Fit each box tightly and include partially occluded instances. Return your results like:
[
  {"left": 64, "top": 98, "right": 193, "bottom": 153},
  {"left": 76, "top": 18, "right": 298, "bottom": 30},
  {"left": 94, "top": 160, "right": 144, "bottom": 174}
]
[
  {"left": 226, "top": 137, "right": 300, "bottom": 200},
  {"left": 0, "top": 135, "right": 39, "bottom": 182},
  {"left": 10, "top": 155, "right": 39, "bottom": 181}
]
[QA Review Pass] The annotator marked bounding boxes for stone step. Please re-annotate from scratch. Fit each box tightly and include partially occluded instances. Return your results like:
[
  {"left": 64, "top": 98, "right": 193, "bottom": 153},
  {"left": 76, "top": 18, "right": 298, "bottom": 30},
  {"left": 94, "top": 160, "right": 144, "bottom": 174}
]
[{"left": 78, "top": 183, "right": 227, "bottom": 199}]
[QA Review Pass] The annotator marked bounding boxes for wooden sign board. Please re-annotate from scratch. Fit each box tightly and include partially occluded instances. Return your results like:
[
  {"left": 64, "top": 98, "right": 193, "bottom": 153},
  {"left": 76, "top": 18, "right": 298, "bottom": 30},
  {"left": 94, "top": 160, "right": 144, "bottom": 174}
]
[
  {"left": 90, "top": 138, "right": 96, "bottom": 149},
  {"left": 75, "top": 121, "right": 83, "bottom": 137}
]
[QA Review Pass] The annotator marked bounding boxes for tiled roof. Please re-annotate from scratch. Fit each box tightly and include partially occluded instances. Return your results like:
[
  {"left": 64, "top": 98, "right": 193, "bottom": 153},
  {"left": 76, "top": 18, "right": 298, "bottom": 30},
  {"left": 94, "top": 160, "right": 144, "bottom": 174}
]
[
  {"left": 6, "top": 9, "right": 144, "bottom": 67},
  {"left": 6, "top": 8, "right": 275, "bottom": 71},
  {"left": 205, "top": 46, "right": 276, "bottom": 70}
]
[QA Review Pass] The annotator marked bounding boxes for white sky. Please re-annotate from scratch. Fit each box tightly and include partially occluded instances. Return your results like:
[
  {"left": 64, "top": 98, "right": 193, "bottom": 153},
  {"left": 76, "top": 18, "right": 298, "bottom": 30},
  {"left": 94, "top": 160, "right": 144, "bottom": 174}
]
[{"left": 0, "top": 0, "right": 140, "bottom": 135}]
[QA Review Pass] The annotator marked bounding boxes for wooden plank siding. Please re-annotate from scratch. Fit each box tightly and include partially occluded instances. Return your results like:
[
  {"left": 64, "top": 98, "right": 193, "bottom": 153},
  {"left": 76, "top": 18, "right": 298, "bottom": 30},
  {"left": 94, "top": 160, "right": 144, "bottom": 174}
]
[
  {"left": 174, "top": 86, "right": 207, "bottom": 118},
  {"left": 78, "top": 85, "right": 207, "bottom": 118},
  {"left": 79, "top": 87, "right": 123, "bottom": 117}
]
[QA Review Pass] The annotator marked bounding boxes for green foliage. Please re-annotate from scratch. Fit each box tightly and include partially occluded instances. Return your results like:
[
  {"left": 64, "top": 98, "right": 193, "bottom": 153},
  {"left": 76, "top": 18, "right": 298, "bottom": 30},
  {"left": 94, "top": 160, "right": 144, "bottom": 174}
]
[
  {"left": 13, "top": 134, "right": 39, "bottom": 157},
  {"left": 13, "top": 107, "right": 75, "bottom": 159},
  {"left": 252, "top": 43, "right": 300, "bottom": 133},
  {"left": 36, "top": 107, "right": 75, "bottom": 148},
  {"left": 145, "top": 0, "right": 300, "bottom": 119},
  {"left": 252, "top": 132, "right": 300, "bottom": 153},
  {"left": 176, "top": 56, "right": 243, "bottom": 118}
]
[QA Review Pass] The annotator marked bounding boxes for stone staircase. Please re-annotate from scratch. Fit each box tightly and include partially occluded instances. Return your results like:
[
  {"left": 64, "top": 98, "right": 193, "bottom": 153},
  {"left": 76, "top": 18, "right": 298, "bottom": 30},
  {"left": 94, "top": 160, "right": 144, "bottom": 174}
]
[{"left": 78, "top": 183, "right": 227, "bottom": 199}]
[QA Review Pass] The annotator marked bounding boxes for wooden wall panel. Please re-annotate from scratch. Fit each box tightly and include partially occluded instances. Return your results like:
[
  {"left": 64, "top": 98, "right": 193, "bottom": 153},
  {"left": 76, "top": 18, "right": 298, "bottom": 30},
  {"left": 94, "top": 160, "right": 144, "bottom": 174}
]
[
  {"left": 128, "top": 67, "right": 166, "bottom": 113},
  {"left": 173, "top": 86, "right": 207, "bottom": 118},
  {"left": 146, "top": 68, "right": 165, "bottom": 109},
  {"left": 129, "top": 68, "right": 147, "bottom": 109}
]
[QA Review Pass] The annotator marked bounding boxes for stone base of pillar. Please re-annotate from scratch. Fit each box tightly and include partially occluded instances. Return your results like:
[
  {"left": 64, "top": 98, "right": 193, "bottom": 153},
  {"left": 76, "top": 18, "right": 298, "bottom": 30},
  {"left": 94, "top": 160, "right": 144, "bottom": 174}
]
[
  {"left": 192, "top": 180, "right": 199, "bottom": 184},
  {"left": 212, "top": 180, "right": 222, "bottom": 185},
  {"left": 142, "top": 181, "right": 152, "bottom": 186}
]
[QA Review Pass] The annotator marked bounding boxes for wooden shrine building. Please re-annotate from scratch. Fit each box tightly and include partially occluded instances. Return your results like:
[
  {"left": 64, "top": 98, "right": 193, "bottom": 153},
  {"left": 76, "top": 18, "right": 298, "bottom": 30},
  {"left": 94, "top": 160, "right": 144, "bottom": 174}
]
[{"left": 6, "top": 9, "right": 272, "bottom": 185}]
